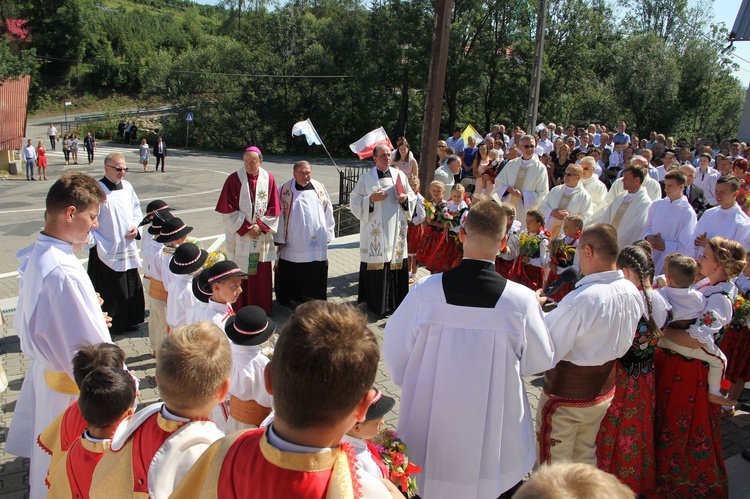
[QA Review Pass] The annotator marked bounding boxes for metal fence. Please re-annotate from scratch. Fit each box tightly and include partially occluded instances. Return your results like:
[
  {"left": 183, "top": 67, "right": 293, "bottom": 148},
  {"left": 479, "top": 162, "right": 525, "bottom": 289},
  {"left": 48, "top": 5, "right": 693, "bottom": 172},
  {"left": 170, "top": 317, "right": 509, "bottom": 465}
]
[{"left": 334, "top": 165, "right": 370, "bottom": 237}]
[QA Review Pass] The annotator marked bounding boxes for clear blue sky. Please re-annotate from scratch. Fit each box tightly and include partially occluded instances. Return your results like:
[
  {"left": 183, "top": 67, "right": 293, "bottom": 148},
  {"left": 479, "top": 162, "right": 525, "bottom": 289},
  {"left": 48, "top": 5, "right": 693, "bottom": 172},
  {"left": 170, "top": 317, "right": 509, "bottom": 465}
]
[{"left": 191, "top": 0, "right": 750, "bottom": 88}]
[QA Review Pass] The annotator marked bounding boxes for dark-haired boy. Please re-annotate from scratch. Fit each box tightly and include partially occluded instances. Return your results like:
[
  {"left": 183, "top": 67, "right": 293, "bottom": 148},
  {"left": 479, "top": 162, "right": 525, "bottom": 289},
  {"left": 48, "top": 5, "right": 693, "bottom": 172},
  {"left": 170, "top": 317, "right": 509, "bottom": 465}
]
[
  {"left": 6, "top": 173, "right": 111, "bottom": 498},
  {"left": 47, "top": 367, "right": 136, "bottom": 499},
  {"left": 39, "top": 343, "right": 130, "bottom": 487},
  {"left": 186, "top": 260, "right": 247, "bottom": 330},
  {"left": 172, "top": 301, "right": 398, "bottom": 498}
]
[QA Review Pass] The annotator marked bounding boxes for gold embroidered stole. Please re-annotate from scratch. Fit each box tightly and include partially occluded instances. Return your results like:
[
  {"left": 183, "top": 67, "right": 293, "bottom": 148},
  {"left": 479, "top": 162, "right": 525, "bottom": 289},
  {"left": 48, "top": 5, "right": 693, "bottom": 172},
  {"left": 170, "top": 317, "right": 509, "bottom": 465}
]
[
  {"left": 610, "top": 197, "right": 634, "bottom": 231},
  {"left": 549, "top": 191, "right": 574, "bottom": 238},
  {"left": 508, "top": 165, "right": 530, "bottom": 210}
]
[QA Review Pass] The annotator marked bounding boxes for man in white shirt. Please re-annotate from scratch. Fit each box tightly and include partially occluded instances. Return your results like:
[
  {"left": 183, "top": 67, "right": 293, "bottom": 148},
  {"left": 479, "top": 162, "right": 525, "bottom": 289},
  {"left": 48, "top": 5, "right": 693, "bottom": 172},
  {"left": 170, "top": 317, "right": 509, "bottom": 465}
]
[
  {"left": 692, "top": 175, "right": 750, "bottom": 258},
  {"left": 694, "top": 152, "right": 720, "bottom": 207},
  {"left": 592, "top": 163, "right": 653, "bottom": 248},
  {"left": 385, "top": 200, "right": 555, "bottom": 499},
  {"left": 643, "top": 171, "right": 697, "bottom": 275},
  {"left": 539, "top": 164, "right": 593, "bottom": 237},
  {"left": 433, "top": 155, "right": 460, "bottom": 198},
  {"left": 605, "top": 155, "right": 662, "bottom": 202},
  {"left": 640, "top": 148, "right": 660, "bottom": 182},
  {"left": 87, "top": 153, "right": 145, "bottom": 334},
  {"left": 23, "top": 139, "right": 37, "bottom": 181},
  {"left": 588, "top": 124, "right": 601, "bottom": 147},
  {"left": 493, "top": 134, "right": 549, "bottom": 227},
  {"left": 46, "top": 123, "right": 58, "bottom": 150},
  {"left": 537, "top": 223, "right": 643, "bottom": 467},
  {"left": 537, "top": 128, "right": 554, "bottom": 155},
  {"left": 6, "top": 173, "right": 112, "bottom": 498},
  {"left": 274, "top": 160, "right": 335, "bottom": 306}
]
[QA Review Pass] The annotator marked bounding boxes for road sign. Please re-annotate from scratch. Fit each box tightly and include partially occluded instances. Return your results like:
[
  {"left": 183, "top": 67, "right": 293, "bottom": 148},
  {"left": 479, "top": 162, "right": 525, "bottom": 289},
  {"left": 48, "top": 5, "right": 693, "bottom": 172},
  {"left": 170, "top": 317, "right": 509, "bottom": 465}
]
[{"left": 185, "top": 112, "right": 194, "bottom": 123}]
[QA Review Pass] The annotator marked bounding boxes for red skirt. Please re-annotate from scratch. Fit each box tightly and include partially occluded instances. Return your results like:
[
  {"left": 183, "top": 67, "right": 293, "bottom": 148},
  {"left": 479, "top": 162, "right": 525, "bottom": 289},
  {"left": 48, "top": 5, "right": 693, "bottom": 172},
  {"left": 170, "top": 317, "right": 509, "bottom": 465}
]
[
  {"left": 518, "top": 263, "right": 545, "bottom": 291},
  {"left": 719, "top": 323, "right": 750, "bottom": 382},
  {"left": 596, "top": 361, "right": 655, "bottom": 494},
  {"left": 650, "top": 348, "right": 728, "bottom": 498},
  {"left": 428, "top": 233, "right": 461, "bottom": 274},
  {"left": 495, "top": 256, "right": 516, "bottom": 279},
  {"left": 407, "top": 223, "right": 424, "bottom": 256},
  {"left": 417, "top": 226, "right": 447, "bottom": 268}
]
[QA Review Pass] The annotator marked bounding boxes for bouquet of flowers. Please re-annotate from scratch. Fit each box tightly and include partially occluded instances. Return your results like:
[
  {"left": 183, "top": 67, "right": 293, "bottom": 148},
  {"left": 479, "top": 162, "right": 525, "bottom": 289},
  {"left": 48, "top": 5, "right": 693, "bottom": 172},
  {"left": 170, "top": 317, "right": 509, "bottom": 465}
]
[
  {"left": 423, "top": 200, "right": 436, "bottom": 220},
  {"left": 372, "top": 429, "right": 422, "bottom": 498},
  {"left": 436, "top": 205, "right": 460, "bottom": 228},
  {"left": 732, "top": 292, "right": 750, "bottom": 326},
  {"left": 548, "top": 237, "right": 576, "bottom": 267},
  {"left": 203, "top": 249, "right": 227, "bottom": 269},
  {"left": 519, "top": 232, "right": 543, "bottom": 258}
]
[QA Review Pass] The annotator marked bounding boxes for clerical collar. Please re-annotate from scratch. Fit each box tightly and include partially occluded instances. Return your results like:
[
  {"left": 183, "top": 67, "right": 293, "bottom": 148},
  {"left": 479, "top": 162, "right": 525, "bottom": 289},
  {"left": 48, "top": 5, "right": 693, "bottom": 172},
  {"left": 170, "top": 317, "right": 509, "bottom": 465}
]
[
  {"left": 564, "top": 185, "right": 576, "bottom": 195},
  {"left": 624, "top": 191, "right": 637, "bottom": 202},
  {"left": 100, "top": 176, "right": 122, "bottom": 191},
  {"left": 295, "top": 181, "right": 314, "bottom": 191},
  {"left": 521, "top": 158, "right": 533, "bottom": 167},
  {"left": 376, "top": 168, "right": 391, "bottom": 178}
]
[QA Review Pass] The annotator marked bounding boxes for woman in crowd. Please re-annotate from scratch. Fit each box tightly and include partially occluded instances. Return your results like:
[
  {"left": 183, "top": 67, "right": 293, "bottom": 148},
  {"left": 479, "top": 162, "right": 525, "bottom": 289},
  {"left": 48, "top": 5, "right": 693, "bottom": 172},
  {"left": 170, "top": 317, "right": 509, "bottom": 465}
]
[
  {"left": 140, "top": 138, "right": 150, "bottom": 172},
  {"left": 36, "top": 140, "right": 48, "bottom": 181},
  {"left": 70, "top": 133, "right": 79, "bottom": 165},
  {"left": 652, "top": 236, "right": 744, "bottom": 497},
  {"left": 596, "top": 244, "right": 669, "bottom": 495},
  {"left": 62, "top": 134, "right": 72, "bottom": 165},
  {"left": 550, "top": 144, "right": 571, "bottom": 185}
]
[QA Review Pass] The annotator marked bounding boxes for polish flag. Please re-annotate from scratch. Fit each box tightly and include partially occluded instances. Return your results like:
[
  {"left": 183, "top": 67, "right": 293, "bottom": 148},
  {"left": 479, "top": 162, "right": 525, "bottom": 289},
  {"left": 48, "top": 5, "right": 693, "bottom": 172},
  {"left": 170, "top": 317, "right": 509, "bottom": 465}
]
[{"left": 349, "top": 127, "right": 393, "bottom": 159}]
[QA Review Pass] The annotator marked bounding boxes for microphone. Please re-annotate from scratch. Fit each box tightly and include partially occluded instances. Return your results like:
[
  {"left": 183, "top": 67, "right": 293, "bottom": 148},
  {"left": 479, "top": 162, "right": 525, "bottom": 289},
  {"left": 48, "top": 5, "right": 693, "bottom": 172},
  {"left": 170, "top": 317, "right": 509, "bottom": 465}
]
[{"left": 543, "top": 267, "right": 578, "bottom": 297}]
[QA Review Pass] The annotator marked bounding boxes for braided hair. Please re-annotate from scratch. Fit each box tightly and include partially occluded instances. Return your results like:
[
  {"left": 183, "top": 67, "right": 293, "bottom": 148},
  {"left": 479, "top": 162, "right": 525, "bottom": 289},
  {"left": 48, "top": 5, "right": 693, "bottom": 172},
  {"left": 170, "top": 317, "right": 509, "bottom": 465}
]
[
  {"left": 633, "top": 239, "right": 656, "bottom": 282},
  {"left": 617, "top": 245, "right": 661, "bottom": 336}
]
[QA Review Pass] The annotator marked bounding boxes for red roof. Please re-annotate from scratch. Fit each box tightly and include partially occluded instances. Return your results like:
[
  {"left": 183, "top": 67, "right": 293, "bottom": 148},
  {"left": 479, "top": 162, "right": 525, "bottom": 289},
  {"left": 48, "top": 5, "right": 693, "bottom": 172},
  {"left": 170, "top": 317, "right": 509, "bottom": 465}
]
[{"left": 5, "top": 19, "right": 29, "bottom": 42}]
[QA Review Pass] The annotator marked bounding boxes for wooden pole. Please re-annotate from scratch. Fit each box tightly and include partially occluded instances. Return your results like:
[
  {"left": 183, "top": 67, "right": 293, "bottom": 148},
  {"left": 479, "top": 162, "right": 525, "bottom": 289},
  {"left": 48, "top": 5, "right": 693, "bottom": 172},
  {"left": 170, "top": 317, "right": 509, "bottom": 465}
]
[{"left": 418, "top": 0, "right": 453, "bottom": 190}]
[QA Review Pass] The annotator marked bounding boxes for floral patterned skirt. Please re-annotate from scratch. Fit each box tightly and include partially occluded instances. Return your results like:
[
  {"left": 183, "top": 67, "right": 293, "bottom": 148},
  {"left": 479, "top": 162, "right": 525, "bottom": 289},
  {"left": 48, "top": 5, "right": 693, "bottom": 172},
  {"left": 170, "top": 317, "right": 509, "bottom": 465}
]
[
  {"left": 495, "top": 256, "right": 516, "bottom": 280},
  {"left": 596, "top": 360, "right": 655, "bottom": 495},
  {"left": 518, "top": 263, "right": 544, "bottom": 291},
  {"left": 407, "top": 223, "right": 424, "bottom": 257},
  {"left": 427, "top": 234, "right": 461, "bottom": 274},
  {"left": 650, "top": 348, "right": 728, "bottom": 498},
  {"left": 719, "top": 323, "right": 750, "bottom": 382},
  {"left": 416, "top": 227, "right": 443, "bottom": 266}
]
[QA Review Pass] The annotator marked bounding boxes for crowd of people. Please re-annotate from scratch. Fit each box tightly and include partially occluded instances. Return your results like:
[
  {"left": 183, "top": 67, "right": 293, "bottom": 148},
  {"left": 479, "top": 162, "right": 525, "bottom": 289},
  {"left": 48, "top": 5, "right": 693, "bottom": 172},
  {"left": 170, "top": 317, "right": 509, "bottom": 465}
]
[{"left": 5, "top": 121, "right": 750, "bottom": 498}]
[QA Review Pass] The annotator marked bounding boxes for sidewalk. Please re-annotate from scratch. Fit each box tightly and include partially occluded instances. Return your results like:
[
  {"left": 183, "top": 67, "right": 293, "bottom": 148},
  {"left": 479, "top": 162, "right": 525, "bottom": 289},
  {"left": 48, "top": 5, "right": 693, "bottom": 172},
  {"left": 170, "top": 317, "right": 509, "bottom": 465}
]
[{"left": 1, "top": 235, "right": 749, "bottom": 497}]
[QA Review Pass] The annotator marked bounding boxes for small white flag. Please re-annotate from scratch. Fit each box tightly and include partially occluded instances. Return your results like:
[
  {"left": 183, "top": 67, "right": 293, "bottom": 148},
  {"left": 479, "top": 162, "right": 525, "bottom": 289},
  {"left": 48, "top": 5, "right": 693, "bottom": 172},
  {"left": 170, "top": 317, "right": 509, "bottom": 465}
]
[{"left": 291, "top": 119, "right": 323, "bottom": 146}]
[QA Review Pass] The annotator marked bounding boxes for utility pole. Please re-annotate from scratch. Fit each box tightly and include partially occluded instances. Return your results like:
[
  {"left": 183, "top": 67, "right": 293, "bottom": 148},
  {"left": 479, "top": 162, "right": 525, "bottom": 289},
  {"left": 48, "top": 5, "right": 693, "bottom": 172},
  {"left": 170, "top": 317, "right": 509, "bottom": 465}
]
[
  {"left": 418, "top": 0, "right": 453, "bottom": 189},
  {"left": 526, "top": 0, "right": 548, "bottom": 133}
]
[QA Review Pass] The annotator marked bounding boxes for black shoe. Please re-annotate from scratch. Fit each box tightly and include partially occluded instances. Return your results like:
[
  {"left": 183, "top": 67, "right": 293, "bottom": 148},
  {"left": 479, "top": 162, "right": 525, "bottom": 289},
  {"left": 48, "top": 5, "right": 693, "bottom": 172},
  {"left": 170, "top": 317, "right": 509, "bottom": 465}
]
[
  {"left": 742, "top": 448, "right": 750, "bottom": 462},
  {"left": 161, "top": 169, "right": 164, "bottom": 173}
]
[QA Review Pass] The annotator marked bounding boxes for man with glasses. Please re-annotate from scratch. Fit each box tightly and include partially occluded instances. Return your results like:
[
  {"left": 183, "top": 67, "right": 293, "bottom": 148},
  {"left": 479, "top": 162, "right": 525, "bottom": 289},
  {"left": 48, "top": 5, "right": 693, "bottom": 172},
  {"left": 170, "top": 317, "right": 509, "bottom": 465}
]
[
  {"left": 274, "top": 160, "right": 335, "bottom": 306},
  {"left": 539, "top": 164, "right": 593, "bottom": 238},
  {"left": 493, "top": 134, "right": 549, "bottom": 228},
  {"left": 87, "top": 153, "right": 145, "bottom": 334},
  {"left": 579, "top": 157, "right": 608, "bottom": 213}
]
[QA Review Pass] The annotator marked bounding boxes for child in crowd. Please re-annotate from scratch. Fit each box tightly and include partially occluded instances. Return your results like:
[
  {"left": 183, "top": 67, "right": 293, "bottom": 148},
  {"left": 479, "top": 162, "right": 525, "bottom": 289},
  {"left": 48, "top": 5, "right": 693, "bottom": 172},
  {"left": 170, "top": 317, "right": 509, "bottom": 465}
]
[
  {"left": 517, "top": 209, "right": 550, "bottom": 290},
  {"left": 186, "top": 260, "right": 247, "bottom": 329},
  {"left": 171, "top": 301, "right": 398, "bottom": 498},
  {"left": 514, "top": 463, "right": 635, "bottom": 499},
  {"left": 212, "top": 306, "right": 275, "bottom": 433},
  {"left": 407, "top": 176, "right": 426, "bottom": 284},
  {"left": 141, "top": 206, "right": 172, "bottom": 357},
  {"left": 495, "top": 202, "right": 520, "bottom": 279},
  {"left": 39, "top": 343, "right": 130, "bottom": 487},
  {"left": 90, "top": 323, "right": 231, "bottom": 498},
  {"left": 47, "top": 367, "right": 136, "bottom": 499},
  {"left": 341, "top": 388, "right": 398, "bottom": 480},
  {"left": 546, "top": 215, "right": 583, "bottom": 302},
  {"left": 166, "top": 242, "right": 207, "bottom": 330},
  {"left": 657, "top": 253, "right": 736, "bottom": 406},
  {"left": 417, "top": 180, "right": 447, "bottom": 272},
  {"left": 473, "top": 143, "right": 491, "bottom": 195},
  {"left": 430, "top": 184, "right": 468, "bottom": 272}
]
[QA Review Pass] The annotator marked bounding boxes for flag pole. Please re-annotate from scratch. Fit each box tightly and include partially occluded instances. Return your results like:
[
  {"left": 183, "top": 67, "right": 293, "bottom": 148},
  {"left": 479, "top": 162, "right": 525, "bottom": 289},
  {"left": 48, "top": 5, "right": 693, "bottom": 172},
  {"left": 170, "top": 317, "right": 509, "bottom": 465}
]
[{"left": 319, "top": 141, "right": 341, "bottom": 174}]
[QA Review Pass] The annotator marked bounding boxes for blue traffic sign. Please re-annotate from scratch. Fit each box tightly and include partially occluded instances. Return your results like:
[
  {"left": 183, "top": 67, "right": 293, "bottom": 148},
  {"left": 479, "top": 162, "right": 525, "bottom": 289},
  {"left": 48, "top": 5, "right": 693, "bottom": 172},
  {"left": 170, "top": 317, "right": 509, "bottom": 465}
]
[{"left": 185, "top": 112, "right": 194, "bottom": 123}]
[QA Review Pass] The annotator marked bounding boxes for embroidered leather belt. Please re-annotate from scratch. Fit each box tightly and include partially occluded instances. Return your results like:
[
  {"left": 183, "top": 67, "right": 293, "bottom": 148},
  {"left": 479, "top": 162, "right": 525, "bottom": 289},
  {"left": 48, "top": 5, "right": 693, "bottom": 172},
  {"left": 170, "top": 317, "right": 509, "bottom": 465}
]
[
  {"left": 543, "top": 360, "right": 616, "bottom": 399},
  {"left": 148, "top": 278, "right": 168, "bottom": 301},
  {"left": 668, "top": 319, "right": 693, "bottom": 330},
  {"left": 44, "top": 370, "right": 79, "bottom": 395},
  {"left": 229, "top": 395, "right": 271, "bottom": 426}
]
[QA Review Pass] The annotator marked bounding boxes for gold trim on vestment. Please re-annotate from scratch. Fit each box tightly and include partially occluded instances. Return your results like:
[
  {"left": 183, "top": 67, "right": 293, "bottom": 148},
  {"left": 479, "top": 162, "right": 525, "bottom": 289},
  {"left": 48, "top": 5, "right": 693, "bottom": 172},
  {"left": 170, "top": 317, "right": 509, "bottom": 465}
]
[
  {"left": 80, "top": 437, "right": 111, "bottom": 453},
  {"left": 44, "top": 370, "right": 79, "bottom": 395},
  {"left": 156, "top": 413, "right": 185, "bottom": 433}
]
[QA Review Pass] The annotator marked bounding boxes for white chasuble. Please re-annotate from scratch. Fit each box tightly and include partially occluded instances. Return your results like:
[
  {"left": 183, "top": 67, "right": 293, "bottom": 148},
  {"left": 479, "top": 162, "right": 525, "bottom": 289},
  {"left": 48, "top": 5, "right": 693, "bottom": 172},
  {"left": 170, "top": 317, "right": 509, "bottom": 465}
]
[
  {"left": 492, "top": 156, "right": 549, "bottom": 228},
  {"left": 539, "top": 184, "right": 593, "bottom": 238},
  {"left": 350, "top": 167, "right": 416, "bottom": 269},
  {"left": 223, "top": 167, "right": 279, "bottom": 273},
  {"left": 581, "top": 176, "right": 608, "bottom": 213},
  {"left": 275, "top": 179, "right": 335, "bottom": 263},
  {"left": 93, "top": 180, "right": 143, "bottom": 271},
  {"left": 692, "top": 203, "right": 750, "bottom": 257},
  {"left": 592, "top": 188, "right": 652, "bottom": 248}
]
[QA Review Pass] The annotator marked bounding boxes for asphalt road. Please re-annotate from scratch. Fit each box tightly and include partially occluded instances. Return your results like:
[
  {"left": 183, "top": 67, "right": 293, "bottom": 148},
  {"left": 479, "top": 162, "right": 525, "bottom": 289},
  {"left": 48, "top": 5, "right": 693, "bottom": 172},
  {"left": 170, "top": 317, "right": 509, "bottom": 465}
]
[{"left": 0, "top": 115, "right": 368, "bottom": 275}]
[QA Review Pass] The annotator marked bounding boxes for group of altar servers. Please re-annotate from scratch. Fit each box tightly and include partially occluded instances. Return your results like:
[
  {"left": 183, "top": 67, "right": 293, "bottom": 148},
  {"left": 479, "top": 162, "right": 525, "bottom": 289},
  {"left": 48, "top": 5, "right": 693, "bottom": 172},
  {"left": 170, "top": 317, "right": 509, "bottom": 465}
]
[{"left": 7, "top": 135, "right": 750, "bottom": 499}]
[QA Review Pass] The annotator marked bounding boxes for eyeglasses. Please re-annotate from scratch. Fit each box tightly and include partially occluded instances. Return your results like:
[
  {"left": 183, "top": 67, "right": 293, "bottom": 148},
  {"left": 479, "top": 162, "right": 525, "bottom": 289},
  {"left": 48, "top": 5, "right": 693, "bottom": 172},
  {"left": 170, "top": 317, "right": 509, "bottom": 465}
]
[
  {"left": 565, "top": 172, "right": 580, "bottom": 177},
  {"left": 106, "top": 164, "right": 129, "bottom": 173},
  {"left": 522, "top": 145, "right": 535, "bottom": 149}
]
